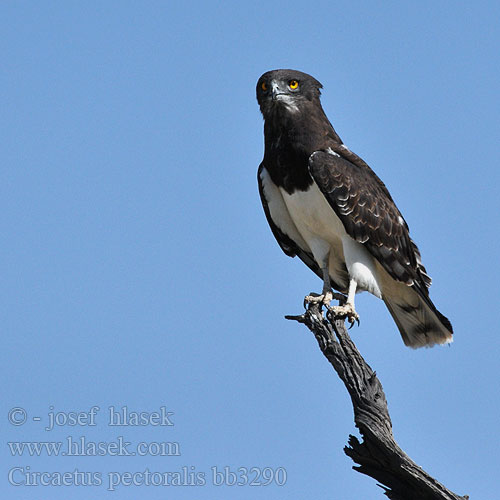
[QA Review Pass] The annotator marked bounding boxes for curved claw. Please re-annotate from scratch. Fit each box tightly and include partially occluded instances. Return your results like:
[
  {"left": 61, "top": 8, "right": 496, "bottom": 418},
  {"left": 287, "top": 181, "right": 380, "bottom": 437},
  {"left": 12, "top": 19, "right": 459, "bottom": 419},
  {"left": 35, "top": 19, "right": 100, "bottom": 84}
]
[
  {"left": 347, "top": 315, "right": 360, "bottom": 329},
  {"left": 348, "top": 318, "right": 359, "bottom": 329},
  {"left": 329, "top": 303, "right": 360, "bottom": 327}
]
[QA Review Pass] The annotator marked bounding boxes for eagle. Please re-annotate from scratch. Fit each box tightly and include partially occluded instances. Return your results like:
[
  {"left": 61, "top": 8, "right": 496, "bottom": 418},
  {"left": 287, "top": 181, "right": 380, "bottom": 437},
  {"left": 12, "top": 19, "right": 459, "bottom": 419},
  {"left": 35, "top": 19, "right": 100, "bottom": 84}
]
[{"left": 256, "top": 69, "right": 453, "bottom": 348}]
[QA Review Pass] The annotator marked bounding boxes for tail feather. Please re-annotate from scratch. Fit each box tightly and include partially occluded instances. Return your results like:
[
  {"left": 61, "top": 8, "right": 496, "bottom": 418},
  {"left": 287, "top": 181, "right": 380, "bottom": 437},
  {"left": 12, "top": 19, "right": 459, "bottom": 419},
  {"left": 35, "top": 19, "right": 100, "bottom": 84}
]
[{"left": 383, "top": 283, "right": 453, "bottom": 348}]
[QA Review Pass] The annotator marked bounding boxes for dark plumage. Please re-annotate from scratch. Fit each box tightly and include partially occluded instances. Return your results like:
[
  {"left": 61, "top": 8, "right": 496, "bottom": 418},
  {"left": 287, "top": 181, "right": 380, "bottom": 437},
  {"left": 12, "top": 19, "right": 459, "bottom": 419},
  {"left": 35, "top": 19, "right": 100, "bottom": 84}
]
[{"left": 256, "top": 69, "right": 453, "bottom": 348}]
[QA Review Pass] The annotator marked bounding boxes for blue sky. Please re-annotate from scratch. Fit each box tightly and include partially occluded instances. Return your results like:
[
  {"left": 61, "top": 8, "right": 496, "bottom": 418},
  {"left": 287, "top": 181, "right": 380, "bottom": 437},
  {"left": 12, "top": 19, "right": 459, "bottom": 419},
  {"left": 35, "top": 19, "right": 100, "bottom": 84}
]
[{"left": 2, "top": 1, "right": 499, "bottom": 499}]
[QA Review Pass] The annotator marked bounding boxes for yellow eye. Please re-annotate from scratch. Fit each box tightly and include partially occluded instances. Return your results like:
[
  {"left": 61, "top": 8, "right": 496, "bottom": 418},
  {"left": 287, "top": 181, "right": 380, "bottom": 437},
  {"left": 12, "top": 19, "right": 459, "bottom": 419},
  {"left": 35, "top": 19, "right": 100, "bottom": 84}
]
[
  {"left": 289, "top": 79, "right": 299, "bottom": 90},
  {"left": 261, "top": 81, "right": 268, "bottom": 91}
]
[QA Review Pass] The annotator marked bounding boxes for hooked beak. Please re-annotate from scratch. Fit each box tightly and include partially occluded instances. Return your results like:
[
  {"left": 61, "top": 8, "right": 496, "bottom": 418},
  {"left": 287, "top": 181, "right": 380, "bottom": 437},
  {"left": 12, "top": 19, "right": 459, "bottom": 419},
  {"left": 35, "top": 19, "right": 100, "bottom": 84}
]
[{"left": 271, "top": 81, "right": 285, "bottom": 101}]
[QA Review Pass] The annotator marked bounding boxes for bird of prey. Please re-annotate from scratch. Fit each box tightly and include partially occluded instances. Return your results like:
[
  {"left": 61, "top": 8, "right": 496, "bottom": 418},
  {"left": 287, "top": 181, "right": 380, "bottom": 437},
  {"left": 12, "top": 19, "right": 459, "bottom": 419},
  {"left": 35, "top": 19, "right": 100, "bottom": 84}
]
[{"left": 256, "top": 69, "right": 453, "bottom": 348}]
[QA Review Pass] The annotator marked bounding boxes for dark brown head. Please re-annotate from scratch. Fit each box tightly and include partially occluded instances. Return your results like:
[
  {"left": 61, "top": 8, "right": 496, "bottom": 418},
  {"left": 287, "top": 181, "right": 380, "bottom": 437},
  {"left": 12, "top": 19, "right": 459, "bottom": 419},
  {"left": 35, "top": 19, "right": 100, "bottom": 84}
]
[{"left": 256, "top": 69, "right": 323, "bottom": 118}]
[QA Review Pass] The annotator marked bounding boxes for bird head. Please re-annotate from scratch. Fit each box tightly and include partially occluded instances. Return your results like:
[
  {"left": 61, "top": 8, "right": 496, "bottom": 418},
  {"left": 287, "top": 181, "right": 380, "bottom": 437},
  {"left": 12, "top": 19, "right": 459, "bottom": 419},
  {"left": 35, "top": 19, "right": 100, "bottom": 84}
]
[{"left": 256, "top": 69, "right": 323, "bottom": 118}]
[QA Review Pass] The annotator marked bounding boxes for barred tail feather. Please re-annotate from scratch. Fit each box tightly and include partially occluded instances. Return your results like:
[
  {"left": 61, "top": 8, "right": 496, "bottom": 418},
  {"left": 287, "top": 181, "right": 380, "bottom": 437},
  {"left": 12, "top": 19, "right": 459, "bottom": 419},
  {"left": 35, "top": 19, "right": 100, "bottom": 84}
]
[{"left": 383, "top": 283, "right": 453, "bottom": 348}]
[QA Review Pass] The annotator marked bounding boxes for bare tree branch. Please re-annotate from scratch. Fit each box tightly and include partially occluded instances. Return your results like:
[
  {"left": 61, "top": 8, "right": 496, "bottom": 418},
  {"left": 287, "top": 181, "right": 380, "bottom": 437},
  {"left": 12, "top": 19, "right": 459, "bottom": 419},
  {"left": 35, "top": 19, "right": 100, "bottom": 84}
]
[{"left": 285, "top": 303, "right": 469, "bottom": 500}]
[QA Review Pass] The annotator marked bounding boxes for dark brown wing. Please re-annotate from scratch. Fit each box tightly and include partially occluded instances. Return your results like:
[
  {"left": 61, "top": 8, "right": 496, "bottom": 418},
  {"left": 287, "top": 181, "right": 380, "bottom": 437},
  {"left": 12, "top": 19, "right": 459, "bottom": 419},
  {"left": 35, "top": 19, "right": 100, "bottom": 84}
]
[{"left": 308, "top": 147, "right": 431, "bottom": 291}]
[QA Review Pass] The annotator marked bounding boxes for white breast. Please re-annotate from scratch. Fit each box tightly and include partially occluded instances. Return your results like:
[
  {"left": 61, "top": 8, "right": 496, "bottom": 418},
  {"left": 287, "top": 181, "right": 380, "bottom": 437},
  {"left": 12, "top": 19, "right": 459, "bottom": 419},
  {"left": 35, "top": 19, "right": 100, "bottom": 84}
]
[
  {"left": 280, "top": 182, "right": 382, "bottom": 297},
  {"left": 280, "top": 182, "right": 346, "bottom": 251}
]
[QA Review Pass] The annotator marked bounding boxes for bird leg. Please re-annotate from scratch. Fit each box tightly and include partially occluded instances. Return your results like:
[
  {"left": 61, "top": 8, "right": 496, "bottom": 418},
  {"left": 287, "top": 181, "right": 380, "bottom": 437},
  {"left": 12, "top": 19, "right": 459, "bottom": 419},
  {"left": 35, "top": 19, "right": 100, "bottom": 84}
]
[
  {"left": 304, "top": 266, "right": 337, "bottom": 308},
  {"left": 329, "top": 279, "right": 360, "bottom": 327}
]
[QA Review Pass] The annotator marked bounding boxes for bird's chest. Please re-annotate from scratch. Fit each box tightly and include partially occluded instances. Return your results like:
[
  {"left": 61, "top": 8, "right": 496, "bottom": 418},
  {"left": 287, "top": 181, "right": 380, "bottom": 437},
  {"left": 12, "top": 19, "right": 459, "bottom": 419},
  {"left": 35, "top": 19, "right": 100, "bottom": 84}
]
[
  {"left": 279, "top": 182, "right": 346, "bottom": 242},
  {"left": 264, "top": 137, "right": 313, "bottom": 194}
]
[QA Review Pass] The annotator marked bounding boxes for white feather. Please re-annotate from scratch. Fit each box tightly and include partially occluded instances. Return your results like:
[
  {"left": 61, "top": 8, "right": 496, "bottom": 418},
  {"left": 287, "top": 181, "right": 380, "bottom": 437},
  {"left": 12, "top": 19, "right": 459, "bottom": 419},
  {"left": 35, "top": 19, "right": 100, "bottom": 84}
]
[
  {"left": 279, "top": 181, "right": 381, "bottom": 297},
  {"left": 259, "top": 168, "right": 310, "bottom": 251},
  {"left": 326, "top": 147, "right": 340, "bottom": 157}
]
